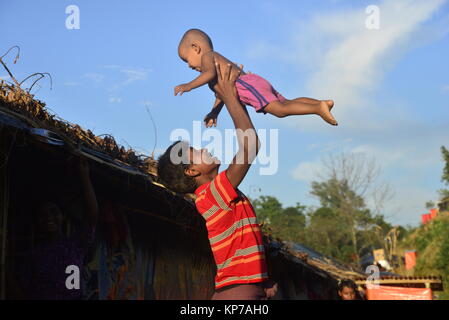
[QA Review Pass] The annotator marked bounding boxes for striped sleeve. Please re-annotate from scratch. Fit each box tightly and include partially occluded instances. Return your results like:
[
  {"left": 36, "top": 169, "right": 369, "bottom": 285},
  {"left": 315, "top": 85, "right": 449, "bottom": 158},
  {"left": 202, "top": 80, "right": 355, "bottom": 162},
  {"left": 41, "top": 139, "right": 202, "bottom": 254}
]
[{"left": 208, "top": 170, "right": 239, "bottom": 210}]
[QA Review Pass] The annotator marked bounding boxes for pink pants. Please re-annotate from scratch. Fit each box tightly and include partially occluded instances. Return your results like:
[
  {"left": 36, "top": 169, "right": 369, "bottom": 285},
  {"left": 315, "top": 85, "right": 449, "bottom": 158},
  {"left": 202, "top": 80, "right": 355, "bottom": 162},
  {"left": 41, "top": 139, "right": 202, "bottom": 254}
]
[{"left": 235, "top": 73, "right": 286, "bottom": 114}]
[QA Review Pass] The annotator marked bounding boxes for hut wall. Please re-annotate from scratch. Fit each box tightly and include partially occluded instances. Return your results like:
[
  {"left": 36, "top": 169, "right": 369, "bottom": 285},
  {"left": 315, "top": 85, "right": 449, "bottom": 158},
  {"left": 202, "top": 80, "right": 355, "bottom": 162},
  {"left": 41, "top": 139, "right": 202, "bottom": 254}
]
[
  {"left": 268, "top": 253, "right": 338, "bottom": 300},
  {"left": 81, "top": 207, "right": 215, "bottom": 300}
]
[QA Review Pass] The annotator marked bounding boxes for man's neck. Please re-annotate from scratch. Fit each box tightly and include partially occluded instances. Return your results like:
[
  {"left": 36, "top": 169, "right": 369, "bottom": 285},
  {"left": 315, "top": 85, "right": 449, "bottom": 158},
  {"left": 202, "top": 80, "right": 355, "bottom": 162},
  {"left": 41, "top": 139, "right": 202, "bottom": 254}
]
[{"left": 196, "top": 166, "right": 220, "bottom": 187}]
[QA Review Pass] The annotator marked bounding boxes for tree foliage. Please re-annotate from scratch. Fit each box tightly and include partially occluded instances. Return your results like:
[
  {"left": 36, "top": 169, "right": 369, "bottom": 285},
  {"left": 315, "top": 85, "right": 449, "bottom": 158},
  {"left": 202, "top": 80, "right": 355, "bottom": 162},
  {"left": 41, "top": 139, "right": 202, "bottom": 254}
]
[
  {"left": 308, "top": 153, "right": 393, "bottom": 263},
  {"left": 398, "top": 146, "right": 449, "bottom": 299},
  {"left": 439, "top": 146, "right": 449, "bottom": 199},
  {"left": 441, "top": 146, "right": 449, "bottom": 185},
  {"left": 252, "top": 196, "right": 307, "bottom": 244},
  {"left": 411, "top": 216, "right": 449, "bottom": 299},
  {"left": 251, "top": 152, "right": 397, "bottom": 266},
  {"left": 308, "top": 178, "right": 392, "bottom": 263},
  {"left": 252, "top": 191, "right": 394, "bottom": 265}
]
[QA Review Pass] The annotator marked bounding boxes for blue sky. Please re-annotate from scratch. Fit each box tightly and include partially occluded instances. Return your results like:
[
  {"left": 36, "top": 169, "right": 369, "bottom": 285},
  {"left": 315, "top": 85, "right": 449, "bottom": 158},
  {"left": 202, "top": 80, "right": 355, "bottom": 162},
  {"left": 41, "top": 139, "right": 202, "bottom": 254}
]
[{"left": 1, "top": 0, "right": 449, "bottom": 226}]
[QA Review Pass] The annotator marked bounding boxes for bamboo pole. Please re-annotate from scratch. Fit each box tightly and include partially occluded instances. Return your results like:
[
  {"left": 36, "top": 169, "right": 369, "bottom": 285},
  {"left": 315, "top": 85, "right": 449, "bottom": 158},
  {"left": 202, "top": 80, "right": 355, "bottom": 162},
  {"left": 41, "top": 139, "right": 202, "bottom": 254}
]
[{"left": 354, "top": 278, "right": 442, "bottom": 286}]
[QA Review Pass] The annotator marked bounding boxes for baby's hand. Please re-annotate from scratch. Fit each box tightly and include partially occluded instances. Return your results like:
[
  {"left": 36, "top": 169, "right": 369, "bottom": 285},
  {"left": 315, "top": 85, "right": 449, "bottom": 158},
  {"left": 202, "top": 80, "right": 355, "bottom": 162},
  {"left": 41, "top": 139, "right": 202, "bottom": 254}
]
[
  {"left": 174, "top": 83, "right": 191, "bottom": 96},
  {"left": 204, "top": 111, "right": 218, "bottom": 128}
]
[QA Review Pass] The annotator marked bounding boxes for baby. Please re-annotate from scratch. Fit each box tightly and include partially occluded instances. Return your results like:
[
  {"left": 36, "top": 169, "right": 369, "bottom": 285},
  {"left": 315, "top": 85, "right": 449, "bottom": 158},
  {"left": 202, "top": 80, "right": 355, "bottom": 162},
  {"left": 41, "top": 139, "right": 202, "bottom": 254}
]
[{"left": 174, "top": 29, "right": 337, "bottom": 127}]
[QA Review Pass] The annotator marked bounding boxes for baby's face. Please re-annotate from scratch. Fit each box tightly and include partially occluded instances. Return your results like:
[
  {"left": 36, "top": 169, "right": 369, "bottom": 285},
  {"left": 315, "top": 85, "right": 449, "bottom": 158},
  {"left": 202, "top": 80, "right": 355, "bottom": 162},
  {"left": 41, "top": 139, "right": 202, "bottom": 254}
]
[{"left": 179, "top": 46, "right": 202, "bottom": 72}]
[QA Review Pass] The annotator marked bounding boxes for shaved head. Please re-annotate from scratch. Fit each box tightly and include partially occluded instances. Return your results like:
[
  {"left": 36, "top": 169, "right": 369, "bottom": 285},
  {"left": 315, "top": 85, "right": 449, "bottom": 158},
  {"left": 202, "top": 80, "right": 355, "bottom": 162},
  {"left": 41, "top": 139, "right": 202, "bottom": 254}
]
[{"left": 178, "top": 28, "right": 214, "bottom": 52}]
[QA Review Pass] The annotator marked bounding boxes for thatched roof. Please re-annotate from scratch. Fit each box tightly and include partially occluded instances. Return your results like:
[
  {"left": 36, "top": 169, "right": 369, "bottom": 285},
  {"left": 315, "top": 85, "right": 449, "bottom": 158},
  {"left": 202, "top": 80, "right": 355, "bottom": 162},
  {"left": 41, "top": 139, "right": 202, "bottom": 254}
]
[
  {"left": 279, "top": 241, "right": 366, "bottom": 281},
  {"left": 0, "top": 80, "right": 159, "bottom": 177}
]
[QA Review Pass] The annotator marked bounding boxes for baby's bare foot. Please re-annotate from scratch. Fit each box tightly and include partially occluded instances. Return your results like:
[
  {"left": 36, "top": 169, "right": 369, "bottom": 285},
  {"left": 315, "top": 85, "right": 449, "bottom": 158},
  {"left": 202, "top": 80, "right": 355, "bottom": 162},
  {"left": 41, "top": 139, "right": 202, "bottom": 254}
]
[{"left": 319, "top": 100, "right": 338, "bottom": 126}]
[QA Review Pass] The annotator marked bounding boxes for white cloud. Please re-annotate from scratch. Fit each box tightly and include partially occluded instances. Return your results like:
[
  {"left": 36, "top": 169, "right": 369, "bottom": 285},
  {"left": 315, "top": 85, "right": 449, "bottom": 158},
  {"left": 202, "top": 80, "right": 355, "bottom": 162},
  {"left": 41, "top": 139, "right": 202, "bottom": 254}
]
[
  {"left": 305, "top": 0, "right": 445, "bottom": 130},
  {"left": 442, "top": 84, "right": 449, "bottom": 92},
  {"left": 350, "top": 144, "right": 405, "bottom": 168},
  {"left": 102, "top": 65, "right": 122, "bottom": 69},
  {"left": 63, "top": 81, "right": 80, "bottom": 86},
  {"left": 109, "top": 97, "right": 122, "bottom": 103},
  {"left": 120, "top": 68, "right": 149, "bottom": 84},
  {"left": 100, "top": 65, "right": 151, "bottom": 85},
  {"left": 330, "top": 2, "right": 437, "bottom": 94},
  {"left": 84, "top": 72, "right": 104, "bottom": 83},
  {"left": 291, "top": 161, "right": 324, "bottom": 182},
  {"left": 249, "top": 0, "right": 447, "bottom": 132}
]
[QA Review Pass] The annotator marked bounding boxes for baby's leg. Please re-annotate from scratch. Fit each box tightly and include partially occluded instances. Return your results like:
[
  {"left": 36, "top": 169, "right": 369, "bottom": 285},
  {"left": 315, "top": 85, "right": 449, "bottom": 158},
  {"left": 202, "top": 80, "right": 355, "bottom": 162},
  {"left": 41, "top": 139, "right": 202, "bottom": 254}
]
[
  {"left": 292, "top": 97, "right": 320, "bottom": 104},
  {"left": 292, "top": 97, "right": 335, "bottom": 109},
  {"left": 294, "top": 98, "right": 335, "bottom": 113},
  {"left": 264, "top": 98, "right": 337, "bottom": 125}
]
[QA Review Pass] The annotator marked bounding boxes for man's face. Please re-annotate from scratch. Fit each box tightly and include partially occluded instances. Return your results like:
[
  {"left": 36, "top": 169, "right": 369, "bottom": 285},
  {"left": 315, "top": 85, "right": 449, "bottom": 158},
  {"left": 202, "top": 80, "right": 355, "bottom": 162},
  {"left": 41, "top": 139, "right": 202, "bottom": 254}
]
[
  {"left": 179, "top": 46, "right": 202, "bottom": 71},
  {"left": 339, "top": 287, "right": 356, "bottom": 300},
  {"left": 189, "top": 147, "right": 220, "bottom": 166},
  {"left": 189, "top": 147, "right": 220, "bottom": 181}
]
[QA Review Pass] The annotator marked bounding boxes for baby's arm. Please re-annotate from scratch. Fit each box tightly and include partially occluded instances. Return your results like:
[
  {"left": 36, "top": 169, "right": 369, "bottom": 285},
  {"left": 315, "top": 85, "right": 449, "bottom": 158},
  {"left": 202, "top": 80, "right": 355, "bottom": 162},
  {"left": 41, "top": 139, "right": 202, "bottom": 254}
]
[
  {"left": 174, "top": 52, "right": 216, "bottom": 96},
  {"left": 204, "top": 96, "right": 224, "bottom": 127}
]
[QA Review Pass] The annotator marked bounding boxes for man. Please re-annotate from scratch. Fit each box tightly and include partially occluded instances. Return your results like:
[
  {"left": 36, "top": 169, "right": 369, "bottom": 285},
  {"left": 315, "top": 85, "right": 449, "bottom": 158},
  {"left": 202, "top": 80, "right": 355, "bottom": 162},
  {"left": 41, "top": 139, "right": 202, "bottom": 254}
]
[{"left": 158, "top": 62, "right": 276, "bottom": 299}]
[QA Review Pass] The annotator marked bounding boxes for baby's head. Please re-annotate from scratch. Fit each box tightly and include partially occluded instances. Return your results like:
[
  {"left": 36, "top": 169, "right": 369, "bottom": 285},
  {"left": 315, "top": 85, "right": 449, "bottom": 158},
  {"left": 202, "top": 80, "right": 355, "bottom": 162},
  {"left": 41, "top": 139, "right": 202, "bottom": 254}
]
[{"left": 178, "top": 29, "right": 213, "bottom": 72}]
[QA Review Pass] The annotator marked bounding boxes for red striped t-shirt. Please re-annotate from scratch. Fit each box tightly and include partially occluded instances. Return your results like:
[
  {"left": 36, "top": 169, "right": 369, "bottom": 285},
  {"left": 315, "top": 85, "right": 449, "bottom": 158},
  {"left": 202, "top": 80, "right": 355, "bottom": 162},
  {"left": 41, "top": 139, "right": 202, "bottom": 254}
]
[{"left": 194, "top": 170, "right": 268, "bottom": 290}]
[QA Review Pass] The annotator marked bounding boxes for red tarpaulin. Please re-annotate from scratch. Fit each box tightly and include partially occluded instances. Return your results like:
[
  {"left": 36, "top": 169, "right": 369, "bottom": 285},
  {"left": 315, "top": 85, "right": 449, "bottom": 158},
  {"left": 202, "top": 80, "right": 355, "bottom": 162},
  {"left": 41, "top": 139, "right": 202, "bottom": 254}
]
[
  {"left": 405, "top": 251, "right": 417, "bottom": 270},
  {"left": 430, "top": 208, "right": 438, "bottom": 219},
  {"left": 366, "top": 285, "right": 432, "bottom": 300},
  {"left": 422, "top": 213, "right": 431, "bottom": 224}
]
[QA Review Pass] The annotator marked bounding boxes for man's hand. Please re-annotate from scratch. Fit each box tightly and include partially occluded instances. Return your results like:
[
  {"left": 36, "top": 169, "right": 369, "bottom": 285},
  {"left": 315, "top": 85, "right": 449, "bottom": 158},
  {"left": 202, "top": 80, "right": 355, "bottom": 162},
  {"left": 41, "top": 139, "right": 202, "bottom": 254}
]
[
  {"left": 174, "top": 83, "right": 191, "bottom": 96},
  {"left": 212, "top": 63, "right": 241, "bottom": 102},
  {"left": 263, "top": 281, "right": 278, "bottom": 299}
]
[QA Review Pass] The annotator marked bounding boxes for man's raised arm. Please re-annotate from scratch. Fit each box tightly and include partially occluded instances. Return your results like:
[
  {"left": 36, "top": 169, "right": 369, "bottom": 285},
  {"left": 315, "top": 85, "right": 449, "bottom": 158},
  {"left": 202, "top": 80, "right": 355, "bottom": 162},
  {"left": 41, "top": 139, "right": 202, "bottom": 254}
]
[{"left": 212, "top": 63, "right": 260, "bottom": 189}]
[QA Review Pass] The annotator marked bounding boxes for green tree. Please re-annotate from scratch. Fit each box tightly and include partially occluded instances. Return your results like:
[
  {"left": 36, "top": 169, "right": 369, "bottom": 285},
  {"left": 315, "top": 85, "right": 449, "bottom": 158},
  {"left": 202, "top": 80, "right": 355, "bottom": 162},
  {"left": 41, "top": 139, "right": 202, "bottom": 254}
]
[
  {"left": 310, "top": 178, "right": 376, "bottom": 262},
  {"left": 413, "top": 217, "right": 449, "bottom": 299},
  {"left": 439, "top": 146, "right": 449, "bottom": 199},
  {"left": 271, "top": 204, "right": 307, "bottom": 243},
  {"left": 425, "top": 201, "right": 435, "bottom": 210},
  {"left": 441, "top": 146, "right": 449, "bottom": 184},
  {"left": 305, "top": 206, "right": 351, "bottom": 261},
  {"left": 308, "top": 152, "right": 394, "bottom": 263},
  {"left": 398, "top": 146, "right": 449, "bottom": 299},
  {"left": 252, "top": 195, "right": 283, "bottom": 224},
  {"left": 252, "top": 196, "right": 306, "bottom": 243}
]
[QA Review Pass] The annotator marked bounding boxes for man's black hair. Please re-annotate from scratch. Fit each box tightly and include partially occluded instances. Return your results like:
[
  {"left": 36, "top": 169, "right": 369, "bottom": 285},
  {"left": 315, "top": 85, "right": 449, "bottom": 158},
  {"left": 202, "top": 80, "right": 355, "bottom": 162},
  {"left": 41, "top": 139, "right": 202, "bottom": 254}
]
[{"left": 157, "top": 141, "right": 197, "bottom": 194}]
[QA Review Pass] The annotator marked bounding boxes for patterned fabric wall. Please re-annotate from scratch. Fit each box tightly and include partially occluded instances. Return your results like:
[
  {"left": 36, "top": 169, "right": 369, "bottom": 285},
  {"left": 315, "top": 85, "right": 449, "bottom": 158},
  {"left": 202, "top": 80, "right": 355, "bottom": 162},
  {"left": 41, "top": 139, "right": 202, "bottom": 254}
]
[{"left": 83, "top": 200, "right": 215, "bottom": 300}]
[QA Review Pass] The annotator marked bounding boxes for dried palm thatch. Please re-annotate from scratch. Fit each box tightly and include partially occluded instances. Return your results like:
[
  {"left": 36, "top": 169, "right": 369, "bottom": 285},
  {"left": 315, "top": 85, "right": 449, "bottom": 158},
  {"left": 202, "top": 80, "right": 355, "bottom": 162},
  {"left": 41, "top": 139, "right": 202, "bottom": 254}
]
[
  {"left": 0, "top": 47, "right": 158, "bottom": 178},
  {"left": 305, "top": 256, "right": 366, "bottom": 280}
]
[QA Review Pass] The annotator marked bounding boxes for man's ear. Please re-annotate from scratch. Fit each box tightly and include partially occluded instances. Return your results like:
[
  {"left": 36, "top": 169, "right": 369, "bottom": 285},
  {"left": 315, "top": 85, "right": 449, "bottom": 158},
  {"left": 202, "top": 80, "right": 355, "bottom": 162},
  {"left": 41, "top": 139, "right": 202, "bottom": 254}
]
[
  {"left": 185, "top": 166, "right": 200, "bottom": 178},
  {"left": 191, "top": 42, "right": 201, "bottom": 54}
]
